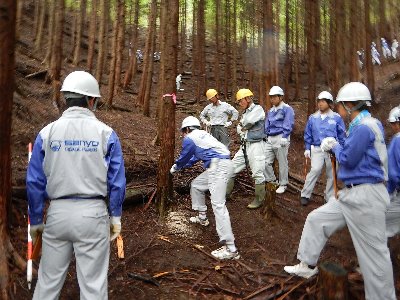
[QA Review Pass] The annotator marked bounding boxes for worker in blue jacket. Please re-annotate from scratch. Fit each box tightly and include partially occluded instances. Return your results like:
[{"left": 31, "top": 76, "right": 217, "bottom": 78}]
[
  {"left": 27, "top": 71, "right": 126, "bottom": 300},
  {"left": 284, "top": 82, "right": 396, "bottom": 300},
  {"left": 300, "top": 91, "right": 346, "bottom": 206},
  {"left": 264, "top": 86, "right": 295, "bottom": 194},
  {"left": 170, "top": 116, "right": 240, "bottom": 260},
  {"left": 385, "top": 106, "right": 400, "bottom": 238}
]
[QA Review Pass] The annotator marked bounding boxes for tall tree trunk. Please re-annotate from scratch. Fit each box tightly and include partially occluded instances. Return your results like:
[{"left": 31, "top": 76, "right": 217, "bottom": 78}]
[
  {"left": 50, "top": 0, "right": 64, "bottom": 111},
  {"left": 87, "top": 0, "right": 97, "bottom": 72},
  {"left": 364, "top": 0, "right": 374, "bottom": 98},
  {"left": 231, "top": 0, "right": 237, "bottom": 95},
  {"left": 263, "top": 0, "right": 275, "bottom": 110},
  {"left": 73, "top": 0, "right": 86, "bottom": 66},
  {"left": 137, "top": 0, "right": 157, "bottom": 108},
  {"left": 34, "top": 0, "right": 46, "bottom": 51},
  {"left": 95, "top": 0, "right": 109, "bottom": 85},
  {"left": 223, "top": 0, "right": 230, "bottom": 100},
  {"left": 0, "top": 1, "right": 16, "bottom": 298},
  {"left": 348, "top": 0, "right": 358, "bottom": 81},
  {"left": 114, "top": 0, "right": 125, "bottom": 93},
  {"left": 214, "top": 0, "right": 220, "bottom": 91},
  {"left": 306, "top": 0, "right": 317, "bottom": 116},
  {"left": 123, "top": 0, "right": 139, "bottom": 88},
  {"left": 156, "top": 0, "right": 178, "bottom": 218},
  {"left": 196, "top": 0, "right": 205, "bottom": 102},
  {"left": 43, "top": 0, "right": 55, "bottom": 68}
]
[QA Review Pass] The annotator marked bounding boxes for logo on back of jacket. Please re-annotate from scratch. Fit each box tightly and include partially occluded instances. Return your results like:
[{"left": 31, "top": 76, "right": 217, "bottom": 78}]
[{"left": 50, "top": 140, "right": 99, "bottom": 152}]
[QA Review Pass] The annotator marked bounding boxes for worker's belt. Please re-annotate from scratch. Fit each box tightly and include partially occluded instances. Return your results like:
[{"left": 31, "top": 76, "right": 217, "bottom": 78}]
[
  {"left": 267, "top": 132, "right": 283, "bottom": 136},
  {"left": 54, "top": 195, "right": 106, "bottom": 200},
  {"left": 211, "top": 125, "right": 224, "bottom": 127},
  {"left": 345, "top": 182, "right": 384, "bottom": 188}
]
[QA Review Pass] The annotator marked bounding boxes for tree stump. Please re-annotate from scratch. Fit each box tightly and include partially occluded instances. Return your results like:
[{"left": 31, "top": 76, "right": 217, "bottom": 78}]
[
  {"left": 319, "top": 261, "right": 348, "bottom": 300},
  {"left": 263, "top": 182, "right": 277, "bottom": 220}
]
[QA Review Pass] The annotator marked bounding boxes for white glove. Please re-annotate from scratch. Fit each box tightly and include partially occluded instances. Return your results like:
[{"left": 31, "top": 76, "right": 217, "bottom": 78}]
[
  {"left": 204, "top": 121, "right": 211, "bottom": 127},
  {"left": 304, "top": 150, "right": 311, "bottom": 158},
  {"left": 280, "top": 138, "right": 289, "bottom": 147},
  {"left": 224, "top": 121, "right": 232, "bottom": 128},
  {"left": 170, "top": 164, "right": 178, "bottom": 175},
  {"left": 321, "top": 137, "right": 338, "bottom": 152},
  {"left": 110, "top": 216, "right": 121, "bottom": 241},
  {"left": 237, "top": 123, "right": 245, "bottom": 138},
  {"left": 30, "top": 223, "right": 44, "bottom": 244}
]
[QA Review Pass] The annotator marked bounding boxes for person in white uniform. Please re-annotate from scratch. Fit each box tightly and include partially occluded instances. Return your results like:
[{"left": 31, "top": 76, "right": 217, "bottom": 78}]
[
  {"left": 284, "top": 82, "right": 396, "bottom": 300},
  {"left": 385, "top": 106, "right": 400, "bottom": 238},
  {"left": 300, "top": 91, "right": 346, "bottom": 206},
  {"left": 199, "top": 89, "right": 239, "bottom": 148},
  {"left": 264, "top": 86, "right": 295, "bottom": 194},
  {"left": 27, "top": 71, "right": 126, "bottom": 300},
  {"left": 225, "top": 89, "right": 267, "bottom": 209},
  {"left": 170, "top": 116, "right": 240, "bottom": 260}
]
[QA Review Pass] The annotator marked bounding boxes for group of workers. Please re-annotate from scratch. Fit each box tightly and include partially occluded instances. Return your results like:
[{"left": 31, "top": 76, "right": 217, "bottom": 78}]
[
  {"left": 26, "top": 69, "right": 399, "bottom": 299},
  {"left": 171, "top": 82, "right": 400, "bottom": 299}
]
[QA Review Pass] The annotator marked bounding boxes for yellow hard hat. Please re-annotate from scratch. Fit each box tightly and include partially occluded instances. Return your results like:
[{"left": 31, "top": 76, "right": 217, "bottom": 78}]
[
  {"left": 206, "top": 89, "right": 218, "bottom": 100},
  {"left": 236, "top": 89, "right": 253, "bottom": 101}
]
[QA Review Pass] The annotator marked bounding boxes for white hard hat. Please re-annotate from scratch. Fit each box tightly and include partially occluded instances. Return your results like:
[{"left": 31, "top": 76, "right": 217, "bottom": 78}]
[
  {"left": 388, "top": 106, "right": 400, "bottom": 123},
  {"left": 336, "top": 82, "right": 371, "bottom": 102},
  {"left": 317, "top": 91, "right": 334, "bottom": 102},
  {"left": 269, "top": 86, "right": 284, "bottom": 96},
  {"left": 181, "top": 116, "right": 201, "bottom": 130},
  {"left": 61, "top": 71, "right": 101, "bottom": 98}
]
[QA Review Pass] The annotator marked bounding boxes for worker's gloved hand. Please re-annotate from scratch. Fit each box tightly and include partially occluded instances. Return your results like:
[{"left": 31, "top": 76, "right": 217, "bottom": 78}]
[
  {"left": 280, "top": 138, "right": 289, "bottom": 147},
  {"left": 224, "top": 121, "right": 232, "bottom": 128},
  {"left": 30, "top": 223, "right": 44, "bottom": 244},
  {"left": 170, "top": 164, "right": 178, "bottom": 175},
  {"left": 110, "top": 216, "right": 121, "bottom": 241},
  {"left": 321, "top": 137, "right": 338, "bottom": 152},
  {"left": 304, "top": 150, "right": 311, "bottom": 159},
  {"left": 204, "top": 121, "right": 211, "bottom": 127}
]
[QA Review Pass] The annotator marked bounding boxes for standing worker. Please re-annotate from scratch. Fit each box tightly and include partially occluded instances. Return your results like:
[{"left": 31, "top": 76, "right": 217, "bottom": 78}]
[
  {"left": 264, "top": 86, "right": 295, "bottom": 194},
  {"left": 170, "top": 116, "right": 240, "bottom": 260},
  {"left": 300, "top": 91, "right": 346, "bottom": 206},
  {"left": 385, "top": 106, "right": 400, "bottom": 237},
  {"left": 27, "top": 71, "right": 126, "bottom": 300},
  {"left": 284, "top": 82, "right": 396, "bottom": 300},
  {"left": 199, "top": 89, "right": 239, "bottom": 148},
  {"left": 226, "top": 89, "right": 267, "bottom": 209}
]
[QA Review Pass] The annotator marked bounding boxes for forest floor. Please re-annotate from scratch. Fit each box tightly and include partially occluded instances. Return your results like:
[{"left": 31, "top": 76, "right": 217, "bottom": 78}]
[{"left": 8, "top": 3, "right": 400, "bottom": 299}]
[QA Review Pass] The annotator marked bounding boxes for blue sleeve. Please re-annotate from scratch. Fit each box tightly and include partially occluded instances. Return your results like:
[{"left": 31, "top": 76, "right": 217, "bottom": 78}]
[
  {"left": 304, "top": 117, "right": 313, "bottom": 150},
  {"left": 336, "top": 117, "right": 346, "bottom": 146},
  {"left": 27, "top": 135, "right": 47, "bottom": 225},
  {"left": 105, "top": 131, "right": 126, "bottom": 217},
  {"left": 175, "top": 137, "right": 197, "bottom": 169},
  {"left": 282, "top": 106, "right": 295, "bottom": 138},
  {"left": 264, "top": 115, "right": 270, "bottom": 135},
  {"left": 387, "top": 137, "right": 400, "bottom": 194},
  {"left": 332, "top": 125, "right": 372, "bottom": 168}
]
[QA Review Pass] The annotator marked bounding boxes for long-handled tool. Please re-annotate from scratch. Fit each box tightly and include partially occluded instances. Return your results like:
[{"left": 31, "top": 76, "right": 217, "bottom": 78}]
[
  {"left": 330, "top": 154, "right": 338, "bottom": 199},
  {"left": 117, "top": 235, "right": 124, "bottom": 259},
  {"left": 27, "top": 143, "right": 33, "bottom": 289}
]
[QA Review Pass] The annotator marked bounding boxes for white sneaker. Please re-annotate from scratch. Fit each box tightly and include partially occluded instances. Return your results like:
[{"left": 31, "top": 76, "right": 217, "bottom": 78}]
[
  {"left": 211, "top": 246, "right": 240, "bottom": 260},
  {"left": 189, "top": 216, "right": 210, "bottom": 226},
  {"left": 284, "top": 261, "right": 318, "bottom": 279},
  {"left": 276, "top": 185, "right": 287, "bottom": 194}
]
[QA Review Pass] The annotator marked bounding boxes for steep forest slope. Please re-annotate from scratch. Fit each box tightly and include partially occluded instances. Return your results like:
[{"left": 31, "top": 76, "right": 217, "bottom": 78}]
[{"left": 8, "top": 1, "right": 400, "bottom": 299}]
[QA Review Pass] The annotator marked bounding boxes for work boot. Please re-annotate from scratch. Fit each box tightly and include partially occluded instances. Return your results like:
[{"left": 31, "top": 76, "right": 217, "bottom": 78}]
[
  {"left": 226, "top": 178, "right": 235, "bottom": 200},
  {"left": 247, "top": 184, "right": 266, "bottom": 209}
]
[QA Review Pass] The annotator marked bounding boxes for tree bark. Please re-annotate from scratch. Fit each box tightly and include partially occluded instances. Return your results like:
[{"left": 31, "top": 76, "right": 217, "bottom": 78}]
[
  {"left": 364, "top": 0, "right": 374, "bottom": 98},
  {"left": 156, "top": 0, "right": 178, "bottom": 218},
  {"left": 318, "top": 261, "right": 348, "bottom": 300},
  {"left": 72, "top": 0, "right": 86, "bottom": 66},
  {"left": 87, "top": 0, "right": 97, "bottom": 72},
  {"left": 95, "top": 0, "right": 109, "bottom": 85},
  {"left": 0, "top": 1, "right": 16, "bottom": 298}
]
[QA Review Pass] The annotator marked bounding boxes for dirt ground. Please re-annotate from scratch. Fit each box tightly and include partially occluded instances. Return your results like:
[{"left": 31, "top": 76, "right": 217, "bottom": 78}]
[{"left": 8, "top": 2, "right": 400, "bottom": 299}]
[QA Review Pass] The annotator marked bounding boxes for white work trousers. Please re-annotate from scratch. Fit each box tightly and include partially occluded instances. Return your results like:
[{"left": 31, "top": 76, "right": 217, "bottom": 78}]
[
  {"left": 264, "top": 135, "right": 289, "bottom": 185},
  {"left": 191, "top": 159, "right": 235, "bottom": 243},
  {"left": 297, "top": 183, "right": 396, "bottom": 300},
  {"left": 386, "top": 191, "right": 400, "bottom": 238},
  {"left": 33, "top": 200, "right": 110, "bottom": 300},
  {"left": 231, "top": 140, "right": 266, "bottom": 185},
  {"left": 301, "top": 146, "right": 334, "bottom": 201}
]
